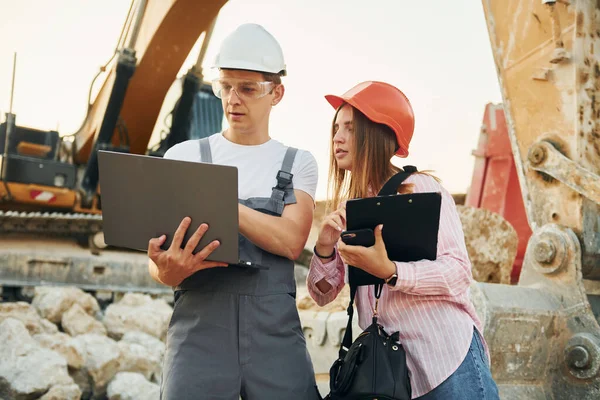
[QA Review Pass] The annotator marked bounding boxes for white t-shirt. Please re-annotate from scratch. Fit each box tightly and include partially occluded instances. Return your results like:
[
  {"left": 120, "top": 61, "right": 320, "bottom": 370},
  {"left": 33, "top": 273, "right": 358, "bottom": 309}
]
[{"left": 163, "top": 133, "right": 319, "bottom": 201}]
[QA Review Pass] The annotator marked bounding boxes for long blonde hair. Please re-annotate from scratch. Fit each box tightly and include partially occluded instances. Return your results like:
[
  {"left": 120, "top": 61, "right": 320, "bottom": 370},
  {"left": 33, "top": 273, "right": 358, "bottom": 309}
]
[{"left": 327, "top": 104, "right": 438, "bottom": 212}]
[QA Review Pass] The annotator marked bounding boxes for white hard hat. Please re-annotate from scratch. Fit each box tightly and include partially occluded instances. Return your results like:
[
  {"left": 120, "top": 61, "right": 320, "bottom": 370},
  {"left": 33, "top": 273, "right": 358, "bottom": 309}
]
[{"left": 213, "top": 23, "right": 287, "bottom": 76}]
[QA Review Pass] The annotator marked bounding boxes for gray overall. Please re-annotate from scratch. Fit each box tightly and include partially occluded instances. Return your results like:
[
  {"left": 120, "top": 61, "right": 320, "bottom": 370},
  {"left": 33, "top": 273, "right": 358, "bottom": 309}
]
[{"left": 160, "top": 137, "right": 320, "bottom": 400}]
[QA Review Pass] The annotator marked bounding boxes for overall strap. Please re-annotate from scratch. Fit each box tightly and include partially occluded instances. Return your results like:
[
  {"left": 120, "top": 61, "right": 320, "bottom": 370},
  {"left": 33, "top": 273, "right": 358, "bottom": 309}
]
[
  {"left": 198, "top": 137, "right": 213, "bottom": 163},
  {"left": 269, "top": 147, "right": 297, "bottom": 216}
]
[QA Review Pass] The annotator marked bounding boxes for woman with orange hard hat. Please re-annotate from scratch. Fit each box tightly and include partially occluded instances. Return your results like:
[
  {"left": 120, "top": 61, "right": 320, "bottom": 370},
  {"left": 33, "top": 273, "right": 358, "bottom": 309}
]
[{"left": 307, "top": 81, "right": 499, "bottom": 399}]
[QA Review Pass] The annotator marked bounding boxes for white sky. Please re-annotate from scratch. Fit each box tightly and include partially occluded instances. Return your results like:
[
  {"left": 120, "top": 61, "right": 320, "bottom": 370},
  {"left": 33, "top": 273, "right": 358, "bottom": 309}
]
[{"left": 0, "top": 0, "right": 502, "bottom": 200}]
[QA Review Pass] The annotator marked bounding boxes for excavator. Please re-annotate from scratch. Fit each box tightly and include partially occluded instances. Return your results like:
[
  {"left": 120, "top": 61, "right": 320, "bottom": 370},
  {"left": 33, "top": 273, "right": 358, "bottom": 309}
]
[
  {"left": 0, "top": 0, "right": 227, "bottom": 298},
  {"left": 0, "top": 0, "right": 599, "bottom": 398},
  {"left": 301, "top": 1, "right": 600, "bottom": 399},
  {"left": 479, "top": 1, "right": 600, "bottom": 397}
]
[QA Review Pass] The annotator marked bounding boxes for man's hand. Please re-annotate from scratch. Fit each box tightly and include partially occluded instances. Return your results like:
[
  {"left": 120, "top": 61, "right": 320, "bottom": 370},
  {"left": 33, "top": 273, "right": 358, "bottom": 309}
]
[
  {"left": 148, "top": 217, "right": 228, "bottom": 287},
  {"left": 337, "top": 224, "right": 395, "bottom": 279}
]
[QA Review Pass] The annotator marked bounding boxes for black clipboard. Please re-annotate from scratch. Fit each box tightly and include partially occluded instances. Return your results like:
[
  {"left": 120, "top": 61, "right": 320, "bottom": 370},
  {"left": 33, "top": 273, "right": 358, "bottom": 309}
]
[{"left": 345, "top": 191, "right": 442, "bottom": 286}]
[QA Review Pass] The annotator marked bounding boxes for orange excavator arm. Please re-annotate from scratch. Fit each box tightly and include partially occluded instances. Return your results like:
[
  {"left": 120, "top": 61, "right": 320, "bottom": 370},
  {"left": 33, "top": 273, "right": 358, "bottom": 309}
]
[
  {"left": 75, "top": 0, "right": 227, "bottom": 161},
  {"left": 70, "top": 0, "right": 226, "bottom": 205}
]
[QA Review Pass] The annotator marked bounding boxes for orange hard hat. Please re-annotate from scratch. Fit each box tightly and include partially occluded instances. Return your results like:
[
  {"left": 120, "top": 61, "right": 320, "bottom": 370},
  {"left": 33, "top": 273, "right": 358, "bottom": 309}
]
[{"left": 325, "top": 81, "right": 415, "bottom": 157}]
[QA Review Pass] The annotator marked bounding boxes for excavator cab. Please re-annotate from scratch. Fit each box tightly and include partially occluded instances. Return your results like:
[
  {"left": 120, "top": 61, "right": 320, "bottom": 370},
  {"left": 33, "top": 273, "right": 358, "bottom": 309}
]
[
  {"left": 149, "top": 81, "right": 224, "bottom": 157},
  {"left": 0, "top": 122, "right": 75, "bottom": 192}
]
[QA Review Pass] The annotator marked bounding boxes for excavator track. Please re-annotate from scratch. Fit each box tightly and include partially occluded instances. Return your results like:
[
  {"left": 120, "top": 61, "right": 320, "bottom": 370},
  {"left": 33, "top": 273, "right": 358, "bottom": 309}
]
[{"left": 0, "top": 210, "right": 102, "bottom": 236}]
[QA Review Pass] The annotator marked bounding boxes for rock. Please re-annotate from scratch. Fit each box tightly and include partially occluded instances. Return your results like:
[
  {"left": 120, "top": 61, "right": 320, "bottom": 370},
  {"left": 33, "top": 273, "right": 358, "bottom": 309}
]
[
  {"left": 39, "top": 383, "right": 82, "bottom": 400},
  {"left": 0, "top": 318, "right": 73, "bottom": 400},
  {"left": 297, "top": 285, "right": 351, "bottom": 313},
  {"left": 103, "top": 293, "right": 172, "bottom": 341},
  {"left": 40, "top": 318, "right": 60, "bottom": 334},
  {"left": 117, "top": 341, "right": 162, "bottom": 382},
  {"left": 62, "top": 304, "right": 107, "bottom": 337},
  {"left": 34, "top": 332, "right": 85, "bottom": 369},
  {"left": 69, "top": 367, "right": 93, "bottom": 400},
  {"left": 469, "top": 281, "right": 489, "bottom": 332},
  {"left": 120, "top": 331, "right": 165, "bottom": 382},
  {"left": 120, "top": 331, "right": 165, "bottom": 357},
  {"left": 456, "top": 205, "right": 518, "bottom": 284},
  {"left": 107, "top": 372, "right": 160, "bottom": 400},
  {"left": 32, "top": 286, "right": 100, "bottom": 324},
  {"left": 70, "top": 334, "right": 121, "bottom": 399},
  {"left": 0, "top": 301, "right": 58, "bottom": 335}
]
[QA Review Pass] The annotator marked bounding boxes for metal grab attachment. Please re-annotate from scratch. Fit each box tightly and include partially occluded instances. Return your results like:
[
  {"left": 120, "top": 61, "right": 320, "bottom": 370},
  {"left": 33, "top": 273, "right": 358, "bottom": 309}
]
[{"left": 528, "top": 140, "right": 600, "bottom": 205}]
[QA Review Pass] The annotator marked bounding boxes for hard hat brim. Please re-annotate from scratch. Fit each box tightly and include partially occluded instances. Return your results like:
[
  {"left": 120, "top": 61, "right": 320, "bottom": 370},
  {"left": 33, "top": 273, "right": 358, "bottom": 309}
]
[{"left": 214, "top": 60, "right": 286, "bottom": 76}]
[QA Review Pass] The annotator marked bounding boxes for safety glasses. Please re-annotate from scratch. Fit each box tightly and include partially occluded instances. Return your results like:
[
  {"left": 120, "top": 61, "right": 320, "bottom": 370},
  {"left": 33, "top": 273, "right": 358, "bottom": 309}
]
[{"left": 211, "top": 78, "right": 276, "bottom": 100}]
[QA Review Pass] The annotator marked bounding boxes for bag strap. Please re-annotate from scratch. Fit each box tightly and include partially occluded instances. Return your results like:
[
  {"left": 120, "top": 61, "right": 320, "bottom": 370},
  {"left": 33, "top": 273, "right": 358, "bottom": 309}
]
[
  {"left": 377, "top": 165, "right": 418, "bottom": 196},
  {"left": 339, "top": 282, "right": 359, "bottom": 355},
  {"left": 340, "top": 165, "right": 418, "bottom": 356},
  {"left": 340, "top": 282, "right": 384, "bottom": 356}
]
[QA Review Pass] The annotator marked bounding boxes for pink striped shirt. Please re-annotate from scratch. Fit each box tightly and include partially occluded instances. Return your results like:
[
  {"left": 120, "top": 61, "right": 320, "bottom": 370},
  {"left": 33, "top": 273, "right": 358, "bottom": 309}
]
[{"left": 307, "top": 173, "right": 487, "bottom": 398}]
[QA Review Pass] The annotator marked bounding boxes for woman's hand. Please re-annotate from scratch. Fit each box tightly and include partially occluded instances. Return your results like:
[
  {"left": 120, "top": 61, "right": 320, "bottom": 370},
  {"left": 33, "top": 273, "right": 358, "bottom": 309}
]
[
  {"left": 315, "top": 202, "right": 347, "bottom": 257},
  {"left": 337, "top": 224, "right": 396, "bottom": 279}
]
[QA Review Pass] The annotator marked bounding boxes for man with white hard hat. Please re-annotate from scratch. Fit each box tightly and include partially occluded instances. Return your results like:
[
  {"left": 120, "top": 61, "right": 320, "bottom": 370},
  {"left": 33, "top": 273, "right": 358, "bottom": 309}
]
[{"left": 148, "top": 23, "right": 321, "bottom": 400}]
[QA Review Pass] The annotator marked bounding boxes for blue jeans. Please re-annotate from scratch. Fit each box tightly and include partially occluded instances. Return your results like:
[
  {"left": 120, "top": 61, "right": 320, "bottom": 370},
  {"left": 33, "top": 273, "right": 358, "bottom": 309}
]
[{"left": 416, "top": 329, "right": 499, "bottom": 400}]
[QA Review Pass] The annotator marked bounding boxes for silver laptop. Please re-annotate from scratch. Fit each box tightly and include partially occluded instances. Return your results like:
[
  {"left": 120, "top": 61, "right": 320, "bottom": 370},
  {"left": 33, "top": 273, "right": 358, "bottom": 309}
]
[{"left": 98, "top": 150, "right": 262, "bottom": 268}]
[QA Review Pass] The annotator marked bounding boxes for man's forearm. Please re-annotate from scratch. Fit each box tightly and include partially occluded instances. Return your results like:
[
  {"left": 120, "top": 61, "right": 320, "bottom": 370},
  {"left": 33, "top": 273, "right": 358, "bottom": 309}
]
[{"left": 238, "top": 204, "right": 310, "bottom": 260}]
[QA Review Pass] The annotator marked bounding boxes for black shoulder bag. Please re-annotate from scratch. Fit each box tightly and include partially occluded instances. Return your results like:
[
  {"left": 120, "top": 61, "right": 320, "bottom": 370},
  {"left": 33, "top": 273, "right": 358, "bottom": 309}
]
[{"left": 325, "top": 166, "right": 418, "bottom": 400}]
